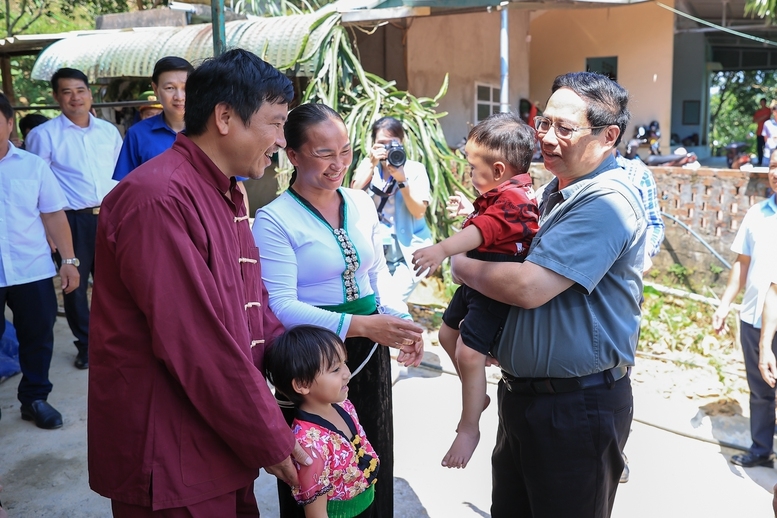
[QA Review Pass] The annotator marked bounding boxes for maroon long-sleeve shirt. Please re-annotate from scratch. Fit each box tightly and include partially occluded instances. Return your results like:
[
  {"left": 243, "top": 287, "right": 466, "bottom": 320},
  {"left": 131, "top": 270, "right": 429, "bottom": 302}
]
[{"left": 88, "top": 134, "right": 292, "bottom": 509}]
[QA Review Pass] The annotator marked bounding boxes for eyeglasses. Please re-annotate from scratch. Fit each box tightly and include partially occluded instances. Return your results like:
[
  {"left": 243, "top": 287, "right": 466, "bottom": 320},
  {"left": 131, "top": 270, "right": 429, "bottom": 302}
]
[{"left": 533, "top": 116, "right": 608, "bottom": 140}]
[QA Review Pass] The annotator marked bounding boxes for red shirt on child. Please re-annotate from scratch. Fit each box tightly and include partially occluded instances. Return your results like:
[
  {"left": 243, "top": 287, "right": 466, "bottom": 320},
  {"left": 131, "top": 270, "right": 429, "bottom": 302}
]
[{"left": 464, "top": 173, "right": 540, "bottom": 257}]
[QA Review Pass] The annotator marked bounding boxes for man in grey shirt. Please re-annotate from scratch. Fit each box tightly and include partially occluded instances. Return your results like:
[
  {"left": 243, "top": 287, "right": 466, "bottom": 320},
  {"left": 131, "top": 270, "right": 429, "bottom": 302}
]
[{"left": 452, "top": 72, "right": 646, "bottom": 517}]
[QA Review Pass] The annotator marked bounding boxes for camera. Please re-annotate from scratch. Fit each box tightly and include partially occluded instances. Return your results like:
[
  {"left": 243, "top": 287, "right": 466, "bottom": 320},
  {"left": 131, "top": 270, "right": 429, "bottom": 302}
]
[{"left": 383, "top": 140, "right": 406, "bottom": 168}]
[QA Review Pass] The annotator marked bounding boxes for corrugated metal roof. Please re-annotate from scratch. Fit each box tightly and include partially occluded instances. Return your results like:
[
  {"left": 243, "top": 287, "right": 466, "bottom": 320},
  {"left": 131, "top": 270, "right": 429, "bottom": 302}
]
[{"left": 31, "top": 12, "right": 339, "bottom": 81}]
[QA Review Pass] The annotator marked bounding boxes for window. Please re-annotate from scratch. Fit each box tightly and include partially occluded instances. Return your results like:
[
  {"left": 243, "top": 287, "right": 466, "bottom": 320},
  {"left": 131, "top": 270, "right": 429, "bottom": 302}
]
[
  {"left": 586, "top": 56, "right": 618, "bottom": 82},
  {"left": 475, "top": 83, "right": 501, "bottom": 124}
]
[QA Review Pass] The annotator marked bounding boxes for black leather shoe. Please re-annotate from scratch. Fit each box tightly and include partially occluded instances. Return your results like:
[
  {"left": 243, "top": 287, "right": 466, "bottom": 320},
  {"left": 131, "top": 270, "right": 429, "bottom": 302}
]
[
  {"left": 20, "top": 400, "right": 63, "bottom": 429},
  {"left": 730, "top": 452, "right": 774, "bottom": 468},
  {"left": 74, "top": 350, "right": 88, "bottom": 370}
]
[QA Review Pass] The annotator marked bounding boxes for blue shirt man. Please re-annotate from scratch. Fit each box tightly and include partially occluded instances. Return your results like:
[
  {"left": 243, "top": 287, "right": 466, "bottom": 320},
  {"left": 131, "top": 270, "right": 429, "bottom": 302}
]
[
  {"left": 113, "top": 113, "right": 177, "bottom": 180},
  {"left": 113, "top": 56, "right": 193, "bottom": 181},
  {"left": 452, "top": 72, "right": 645, "bottom": 518}
]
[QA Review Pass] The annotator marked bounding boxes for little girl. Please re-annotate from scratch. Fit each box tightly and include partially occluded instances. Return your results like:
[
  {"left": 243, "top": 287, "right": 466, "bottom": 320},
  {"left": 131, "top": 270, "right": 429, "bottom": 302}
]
[{"left": 266, "top": 325, "right": 379, "bottom": 518}]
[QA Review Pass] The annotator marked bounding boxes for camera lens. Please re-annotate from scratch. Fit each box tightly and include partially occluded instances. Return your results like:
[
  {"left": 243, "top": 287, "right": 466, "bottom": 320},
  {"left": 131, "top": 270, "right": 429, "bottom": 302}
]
[{"left": 385, "top": 141, "right": 406, "bottom": 168}]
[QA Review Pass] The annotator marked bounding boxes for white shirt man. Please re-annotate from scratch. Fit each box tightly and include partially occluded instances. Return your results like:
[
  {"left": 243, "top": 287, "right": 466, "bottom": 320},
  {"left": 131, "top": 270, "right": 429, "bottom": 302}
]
[
  {"left": 713, "top": 158, "right": 777, "bottom": 468},
  {"left": 0, "top": 92, "right": 80, "bottom": 429},
  {"left": 25, "top": 67, "right": 122, "bottom": 370}
]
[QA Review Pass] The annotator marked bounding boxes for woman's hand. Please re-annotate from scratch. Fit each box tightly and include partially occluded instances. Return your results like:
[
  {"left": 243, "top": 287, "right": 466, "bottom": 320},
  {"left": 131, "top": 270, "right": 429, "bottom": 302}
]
[{"left": 349, "top": 314, "right": 423, "bottom": 348}]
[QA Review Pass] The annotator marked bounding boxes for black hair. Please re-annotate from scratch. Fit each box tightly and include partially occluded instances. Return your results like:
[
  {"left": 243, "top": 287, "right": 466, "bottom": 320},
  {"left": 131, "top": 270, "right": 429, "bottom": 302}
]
[
  {"left": 551, "top": 72, "right": 630, "bottom": 147},
  {"left": 467, "top": 112, "right": 534, "bottom": 174},
  {"left": 51, "top": 68, "right": 89, "bottom": 93},
  {"left": 184, "top": 48, "right": 294, "bottom": 137},
  {"left": 370, "top": 116, "right": 404, "bottom": 142},
  {"left": 760, "top": 98, "right": 768, "bottom": 104},
  {"left": 0, "top": 92, "right": 12, "bottom": 121},
  {"left": 284, "top": 103, "right": 344, "bottom": 186},
  {"left": 19, "top": 113, "right": 48, "bottom": 137},
  {"left": 152, "top": 56, "right": 194, "bottom": 85},
  {"left": 265, "top": 325, "right": 347, "bottom": 407}
]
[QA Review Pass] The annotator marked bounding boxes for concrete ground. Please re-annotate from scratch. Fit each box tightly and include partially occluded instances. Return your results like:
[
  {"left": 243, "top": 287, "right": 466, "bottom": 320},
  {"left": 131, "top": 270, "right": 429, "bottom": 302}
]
[{"left": 2, "top": 313, "right": 777, "bottom": 517}]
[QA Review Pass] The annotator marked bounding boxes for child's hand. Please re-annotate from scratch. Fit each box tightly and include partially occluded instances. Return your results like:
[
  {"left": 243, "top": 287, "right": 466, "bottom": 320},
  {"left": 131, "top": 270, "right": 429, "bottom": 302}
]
[
  {"left": 397, "top": 338, "right": 424, "bottom": 367},
  {"left": 412, "top": 244, "right": 446, "bottom": 277},
  {"left": 447, "top": 191, "right": 475, "bottom": 218}
]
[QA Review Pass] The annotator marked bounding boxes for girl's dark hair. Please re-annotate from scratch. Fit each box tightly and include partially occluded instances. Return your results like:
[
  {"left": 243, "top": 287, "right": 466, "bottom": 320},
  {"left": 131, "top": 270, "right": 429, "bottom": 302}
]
[
  {"left": 370, "top": 116, "right": 404, "bottom": 142},
  {"left": 284, "top": 103, "right": 344, "bottom": 186},
  {"left": 265, "top": 325, "right": 346, "bottom": 407},
  {"left": 184, "top": 49, "right": 294, "bottom": 137}
]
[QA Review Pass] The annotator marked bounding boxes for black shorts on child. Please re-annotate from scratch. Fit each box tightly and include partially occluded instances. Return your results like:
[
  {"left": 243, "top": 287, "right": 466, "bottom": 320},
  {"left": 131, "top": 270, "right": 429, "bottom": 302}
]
[{"left": 442, "top": 251, "right": 526, "bottom": 356}]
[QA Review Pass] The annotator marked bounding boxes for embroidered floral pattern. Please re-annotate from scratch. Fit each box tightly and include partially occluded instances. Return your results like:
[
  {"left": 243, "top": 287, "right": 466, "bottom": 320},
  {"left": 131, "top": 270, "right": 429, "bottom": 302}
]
[{"left": 291, "top": 400, "right": 379, "bottom": 505}]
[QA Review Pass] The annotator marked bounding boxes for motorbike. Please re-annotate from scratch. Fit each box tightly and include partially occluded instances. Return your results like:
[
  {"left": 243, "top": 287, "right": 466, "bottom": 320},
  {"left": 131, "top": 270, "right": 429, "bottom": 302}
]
[
  {"left": 724, "top": 142, "right": 750, "bottom": 169},
  {"left": 624, "top": 138, "right": 699, "bottom": 167},
  {"left": 625, "top": 120, "right": 662, "bottom": 158}
]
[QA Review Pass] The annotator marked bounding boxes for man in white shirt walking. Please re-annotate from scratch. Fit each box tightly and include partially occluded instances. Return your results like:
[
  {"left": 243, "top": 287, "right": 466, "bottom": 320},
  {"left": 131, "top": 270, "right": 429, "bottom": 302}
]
[
  {"left": 0, "top": 93, "right": 80, "bottom": 428},
  {"left": 26, "top": 68, "right": 122, "bottom": 370},
  {"left": 713, "top": 155, "right": 777, "bottom": 467}
]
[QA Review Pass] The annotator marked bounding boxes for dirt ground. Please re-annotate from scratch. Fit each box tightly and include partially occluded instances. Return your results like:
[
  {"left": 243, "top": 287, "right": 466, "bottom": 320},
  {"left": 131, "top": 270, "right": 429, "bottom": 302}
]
[{"left": 1, "top": 278, "right": 776, "bottom": 517}]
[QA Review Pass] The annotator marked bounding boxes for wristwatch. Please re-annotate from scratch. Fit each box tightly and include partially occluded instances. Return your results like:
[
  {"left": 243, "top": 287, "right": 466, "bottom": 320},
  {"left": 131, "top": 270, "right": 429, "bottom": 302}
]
[
  {"left": 397, "top": 181, "right": 407, "bottom": 189},
  {"left": 62, "top": 258, "right": 80, "bottom": 268}
]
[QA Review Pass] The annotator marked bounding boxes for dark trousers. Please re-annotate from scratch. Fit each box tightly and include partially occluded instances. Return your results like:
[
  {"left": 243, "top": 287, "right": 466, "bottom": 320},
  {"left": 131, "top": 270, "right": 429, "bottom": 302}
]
[
  {"left": 741, "top": 320, "right": 777, "bottom": 457},
  {"left": 0, "top": 278, "right": 57, "bottom": 405},
  {"left": 277, "top": 336, "right": 393, "bottom": 518},
  {"left": 757, "top": 135, "right": 766, "bottom": 166},
  {"left": 491, "top": 375, "right": 632, "bottom": 518},
  {"left": 59, "top": 211, "right": 98, "bottom": 354}
]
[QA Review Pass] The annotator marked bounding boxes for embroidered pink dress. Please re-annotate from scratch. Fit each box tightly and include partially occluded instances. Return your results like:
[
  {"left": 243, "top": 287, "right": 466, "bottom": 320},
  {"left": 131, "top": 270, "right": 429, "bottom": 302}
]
[{"left": 292, "top": 399, "right": 379, "bottom": 517}]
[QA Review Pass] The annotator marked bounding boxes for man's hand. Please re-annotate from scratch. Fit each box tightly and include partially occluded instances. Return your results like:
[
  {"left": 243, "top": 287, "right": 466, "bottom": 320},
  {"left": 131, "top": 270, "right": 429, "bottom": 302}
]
[
  {"left": 264, "top": 441, "right": 313, "bottom": 488},
  {"left": 412, "top": 244, "right": 446, "bottom": 277},
  {"left": 59, "top": 264, "right": 80, "bottom": 294},
  {"left": 760, "top": 347, "right": 777, "bottom": 388},
  {"left": 712, "top": 305, "right": 730, "bottom": 334}
]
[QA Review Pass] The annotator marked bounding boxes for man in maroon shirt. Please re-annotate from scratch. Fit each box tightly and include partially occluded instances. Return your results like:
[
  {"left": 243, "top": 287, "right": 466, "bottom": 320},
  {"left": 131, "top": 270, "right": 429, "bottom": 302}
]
[{"left": 88, "top": 49, "right": 310, "bottom": 517}]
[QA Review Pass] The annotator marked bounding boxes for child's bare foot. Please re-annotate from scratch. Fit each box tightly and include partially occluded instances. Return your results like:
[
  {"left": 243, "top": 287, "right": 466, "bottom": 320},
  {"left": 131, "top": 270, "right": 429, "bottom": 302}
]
[{"left": 441, "top": 427, "right": 480, "bottom": 469}]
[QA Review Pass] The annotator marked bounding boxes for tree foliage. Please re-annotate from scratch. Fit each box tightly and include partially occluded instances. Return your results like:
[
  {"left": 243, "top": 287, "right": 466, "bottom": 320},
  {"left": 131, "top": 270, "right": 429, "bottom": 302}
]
[
  {"left": 262, "top": 12, "right": 468, "bottom": 241},
  {"left": 709, "top": 70, "right": 777, "bottom": 152},
  {"left": 745, "top": 0, "right": 777, "bottom": 23}
]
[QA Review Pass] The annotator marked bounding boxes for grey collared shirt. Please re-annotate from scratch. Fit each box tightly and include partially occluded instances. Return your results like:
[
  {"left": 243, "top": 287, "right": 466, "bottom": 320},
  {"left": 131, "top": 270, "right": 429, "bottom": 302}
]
[{"left": 493, "top": 155, "right": 647, "bottom": 378}]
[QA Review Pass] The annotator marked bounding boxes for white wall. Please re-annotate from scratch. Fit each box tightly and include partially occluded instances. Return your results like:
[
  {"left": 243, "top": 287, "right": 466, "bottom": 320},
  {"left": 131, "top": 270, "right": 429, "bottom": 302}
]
[
  {"left": 406, "top": 9, "right": 531, "bottom": 146},
  {"left": 529, "top": 2, "right": 675, "bottom": 155}
]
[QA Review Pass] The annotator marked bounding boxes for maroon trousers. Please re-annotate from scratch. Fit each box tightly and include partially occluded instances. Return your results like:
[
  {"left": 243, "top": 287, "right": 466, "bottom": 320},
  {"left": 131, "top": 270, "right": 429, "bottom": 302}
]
[{"left": 111, "top": 484, "right": 259, "bottom": 518}]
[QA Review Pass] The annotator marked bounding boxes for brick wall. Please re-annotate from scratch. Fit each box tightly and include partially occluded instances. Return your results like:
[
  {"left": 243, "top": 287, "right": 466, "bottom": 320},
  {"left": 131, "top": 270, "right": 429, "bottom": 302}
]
[{"left": 526, "top": 163, "right": 774, "bottom": 293}]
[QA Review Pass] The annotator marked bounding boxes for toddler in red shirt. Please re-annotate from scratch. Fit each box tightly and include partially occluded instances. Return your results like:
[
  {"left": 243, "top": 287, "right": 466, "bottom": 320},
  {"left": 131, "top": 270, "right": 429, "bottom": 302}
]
[{"left": 412, "top": 113, "right": 540, "bottom": 469}]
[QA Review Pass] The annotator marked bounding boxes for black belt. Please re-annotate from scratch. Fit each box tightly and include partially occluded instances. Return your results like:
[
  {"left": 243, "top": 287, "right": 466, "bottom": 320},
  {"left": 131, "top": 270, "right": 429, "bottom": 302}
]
[
  {"left": 68, "top": 207, "right": 100, "bottom": 215},
  {"left": 502, "top": 366, "right": 629, "bottom": 395}
]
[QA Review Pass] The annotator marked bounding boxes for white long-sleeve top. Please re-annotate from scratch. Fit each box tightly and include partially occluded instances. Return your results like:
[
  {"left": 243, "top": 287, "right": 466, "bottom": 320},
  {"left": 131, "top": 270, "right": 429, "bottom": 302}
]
[{"left": 253, "top": 187, "right": 410, "bottom": 339}]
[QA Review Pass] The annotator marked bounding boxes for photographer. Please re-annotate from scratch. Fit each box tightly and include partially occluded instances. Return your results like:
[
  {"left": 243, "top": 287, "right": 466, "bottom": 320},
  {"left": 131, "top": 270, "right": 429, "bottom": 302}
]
[{"left": 352, "top": 116, "right": 433, "bottom": 301}]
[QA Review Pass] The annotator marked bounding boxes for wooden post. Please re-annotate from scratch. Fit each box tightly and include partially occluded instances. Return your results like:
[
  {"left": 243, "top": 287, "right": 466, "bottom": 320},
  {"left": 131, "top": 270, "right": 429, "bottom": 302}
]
[
  {"left": 211, "top": 0, "right": 225, "bottom": 57},
  {"left": 0, "top": 54, "right": 19, "bottom": 140},
  {"left": 0, "top": 55, "right": 16, "bottom": 105}
]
